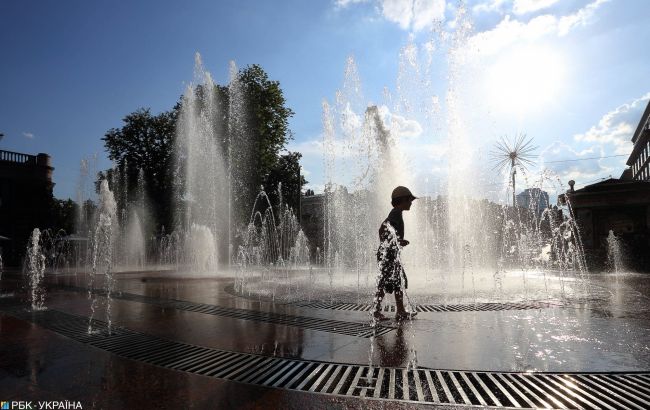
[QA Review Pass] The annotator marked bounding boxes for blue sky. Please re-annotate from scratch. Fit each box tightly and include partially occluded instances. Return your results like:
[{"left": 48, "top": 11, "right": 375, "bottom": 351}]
[{"left": 1, "top": 0, "right": 649, "bottom": 203}]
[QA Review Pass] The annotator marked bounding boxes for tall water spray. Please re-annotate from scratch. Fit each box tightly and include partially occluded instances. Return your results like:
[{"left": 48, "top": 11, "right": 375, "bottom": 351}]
[
  {"left": 26, "top": 228, "right": 46, "bottom": 310},
  {"left": 175, "top": 53, "right": 230, "bottom": 272},
  {"left": 88, "top": 180, "right": 117, "bottom": 333},
  {"left": 607, "top": 230, "right": 626, "bottom": 273},
  {"left": 318, "top": 4, "right": 587, "bottom": 303}
]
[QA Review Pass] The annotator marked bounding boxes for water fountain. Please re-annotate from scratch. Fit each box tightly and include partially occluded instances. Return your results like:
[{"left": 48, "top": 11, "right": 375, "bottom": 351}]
[
  {"left": 26, "top": 228, "right": 46, "bottom": 310},
  {"left": 607, "top": 229, "right": 626, "bottom": 273},
  {"left": 223, "top": 9, "right": 590, "bottom": 309},
  {"left": 88, "top": 179, "right": 117, "bottom": 333}
]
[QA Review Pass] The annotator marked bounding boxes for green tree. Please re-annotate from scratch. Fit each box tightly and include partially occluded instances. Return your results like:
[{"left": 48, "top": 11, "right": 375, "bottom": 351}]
[
  {"left": 102, "top": 107, "right": 178, "bottom": 229},
  {"left": 231, "top": 64, "right": 302, "bottom": 221},
  {"left": 50, "top": 198, "right": 78, "bottom": 234},
  {"left": 100, "top": 64, "right": 306, "bottom": 237},
  {"left": 265, "top": 152, "right": 307, "bottom": 217}
]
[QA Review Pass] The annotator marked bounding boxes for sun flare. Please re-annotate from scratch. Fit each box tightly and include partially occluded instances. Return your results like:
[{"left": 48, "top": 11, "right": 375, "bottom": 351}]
[{"left": 486, "top": 47, "right": 565, "bottom": 114}]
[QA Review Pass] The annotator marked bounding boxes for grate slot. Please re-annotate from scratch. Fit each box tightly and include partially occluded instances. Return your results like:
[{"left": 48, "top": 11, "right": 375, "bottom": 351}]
[
  {"left": 134, "top": 343, "right": 189, "bottom": 362},
  {"left": 191, "top": 352, "right": 240, "bottom": 375},
  {"left": 272, "top": 362, "right": 306, "bottom": 388},
  {"left": 293, "top": 363, "right": 324, "bottom": 390},
  {"left": 609, "top": 375, "right": 650, "bottom": 398},
  {"left": 144, "top": 345, "right": 206, "bottom": 366},
  {"left": 411, "top": 370, "right": 425, "bottom": 402},
  {"left": 503, "top": 373, "right": 548, "bottom": 408},
  {"left": 593, "top": 375, "right": 650, "bottom": 404},
  {"left": 516, "top": 373, "right": 566, "bottom": 409},
  {"left": 528, "top": 374, "right": 579, "bottom": 409},
  {"left": 207, "top": 355, "right": 259, "bottom": 379},
  {"left": 450, "top": 372, "right": 472, "bottom": 404},
  {"left": 266, "top": 361, "right": 301, "bottom": 386},
  {"left": 233, "top": 357, "right": 275, "bottom": 382},
  {"left": 320, "top": 365, "right": 344, "bottom": 394},
  {"left": 578, "top": 376, "right": 647, "bottom": 409},
  {"left": 346, "top": 366, "right": 365, "bottom": 396},
  {"left": 423, "top": 370, "right": 441, "bottom": 403},
  {"left": 169, "top": 349, "right": 224, "bottom": 370},
  {"left": 549, "top": 374, "right": 616, "bottom": 410},
  {"left": 332, "top": 366, "right": 353, "bottom": 395},
  {"left": 287, "top": 362, "right": 319, "bottom": 390},
  {"left": 401, "top": 369, "right": 410, "bottom": 401},
  {"left": 372, "top": 368, "right": 385, "bottom": 399},
  {"left": 459, "top": 371, "right": 488, "bottom": 406},
  {"left": 436, "top": 370, "right": 454, "bottom": 403},
  {"left": 181, "top": 351, "right": 232, "bottom": 372},
  {"left": 307, "top": 364, "right": 333, "bottom": 391},
  {"left": 388, "top": 368, "right": 396, "bottom": 399},
  {"left": 238, "top": 358, "right": 280, "bottom": 384}
]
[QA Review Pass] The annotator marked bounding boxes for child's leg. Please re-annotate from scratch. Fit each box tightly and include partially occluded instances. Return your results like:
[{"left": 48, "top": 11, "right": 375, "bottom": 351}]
[
  {"left": 373, "top": 288, "right": 385, "bottom": 316},
  {"left": 394, "top": 290, "right": 406, "bottom": 314}
]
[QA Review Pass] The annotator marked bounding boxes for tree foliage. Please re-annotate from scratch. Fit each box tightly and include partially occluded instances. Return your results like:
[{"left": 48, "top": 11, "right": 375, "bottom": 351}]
[
  {"left": 99, "top": 64, "right": 306, "bottom": 235},
  {"left": 102, "top": 107, "right": 178, "bottom": 229}
]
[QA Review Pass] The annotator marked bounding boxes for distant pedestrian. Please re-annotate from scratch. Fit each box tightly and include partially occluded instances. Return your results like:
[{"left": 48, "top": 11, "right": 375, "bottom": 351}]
[{"left": 373, "top": 186, "right": 417, "bottom": 322}]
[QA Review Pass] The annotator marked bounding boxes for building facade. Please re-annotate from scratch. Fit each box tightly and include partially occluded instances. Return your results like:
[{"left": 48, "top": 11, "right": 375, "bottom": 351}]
[
  {"left": 516, "top": 188, "right": 549, "bottom": 216},
  {"left": 567, "top": 100, "right": 650, "bottom": 271},
  {"left": 0, "top": 150, "right": 54, "bottom": 265},
  {"left": 627, "top": 100, "right": 650, "bottom": 180}
]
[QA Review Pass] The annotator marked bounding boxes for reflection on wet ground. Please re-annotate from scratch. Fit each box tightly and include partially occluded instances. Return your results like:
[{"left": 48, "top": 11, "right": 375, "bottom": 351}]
[{"left": 1, "top": 269, "right": 650, "bottom": 407}]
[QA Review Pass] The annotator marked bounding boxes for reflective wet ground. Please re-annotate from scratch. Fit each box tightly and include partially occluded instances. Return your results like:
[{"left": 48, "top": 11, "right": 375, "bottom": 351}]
[{"left": 1, "top": 269, "right": 649, "bottom": 408}]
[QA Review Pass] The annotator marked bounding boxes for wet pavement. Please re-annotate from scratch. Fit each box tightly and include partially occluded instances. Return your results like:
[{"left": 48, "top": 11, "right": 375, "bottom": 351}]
[{"left": 1, "top": 269, "right": 650, "bottom": 408}]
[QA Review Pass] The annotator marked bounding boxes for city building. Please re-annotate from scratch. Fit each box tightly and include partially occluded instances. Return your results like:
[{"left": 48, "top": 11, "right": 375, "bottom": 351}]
[
  {"left": 627, "top": 100, "right": 650, "bottom": 180},
  {"left": 516, "top": 188, "right": 549, "bottom": 216},
  {"left": 0, "top": 150, "right": 54, "bottom": 265},
  {"left": 567, "top": 100, "right": 650, "bottom": 271}
]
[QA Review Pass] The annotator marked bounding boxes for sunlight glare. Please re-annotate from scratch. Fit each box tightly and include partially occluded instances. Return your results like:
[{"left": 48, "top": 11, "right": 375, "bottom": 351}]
[{"left": 486, "top": 47, "right": 565, "bottom": 115}]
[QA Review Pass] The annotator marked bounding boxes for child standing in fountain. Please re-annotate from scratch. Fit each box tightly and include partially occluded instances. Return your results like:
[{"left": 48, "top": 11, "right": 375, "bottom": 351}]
[{"left": 374, "top": 186, "right": 418, "bottom": 322}]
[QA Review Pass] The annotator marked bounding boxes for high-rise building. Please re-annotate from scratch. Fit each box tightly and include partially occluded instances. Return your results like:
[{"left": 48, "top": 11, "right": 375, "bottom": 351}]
[{"left": 516, "top": 187, "right": 549, "bottom": 216}]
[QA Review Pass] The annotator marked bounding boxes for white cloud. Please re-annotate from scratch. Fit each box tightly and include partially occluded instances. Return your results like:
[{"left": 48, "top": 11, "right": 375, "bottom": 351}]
[
  {"left": 288, "top": 138, "right": 325, "bottom": 156},
  {"left": 381, "top": 0, "right": 414, "bottom": 29},
  {"left": 378, "top": 0, "right": 446, "bottom": 31},
  {"left": 377, "top": 105, "right": 423, "bottom": 138},
  {"left": 412, "top": 0, "right": 447, "bottom": 31},
  {"left": 538, "top": 92, "right": 650, "bottom": 186},
  {"left": 466, "top": 0, "right": 610, "bottom": 56},
  {"left": 334, "top": 0, "right": 370, "bottom": 8},
  {"left": 473, "top": 0, "right": 508, "bottom": 14},
  {"left": 574, "top": 92, "right": 650, "bottom": 155},
  {"left": 557, "top": 0, "right": 609, "bottom": 36},
  {"left": 22, "top": 132, "right": 34, "bottom": 139},
  {"left": 513, "top": 0, "right": 560, "bottom": 15},
  {"left": 341, "top": 102, "right": 363, "bottom": 136},
  {"left": 539, "top": 141, "right": 608, "bottom": 184}
]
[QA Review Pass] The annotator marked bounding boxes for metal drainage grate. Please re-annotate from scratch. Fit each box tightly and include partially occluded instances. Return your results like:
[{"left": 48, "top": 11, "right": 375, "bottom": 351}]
[
  {"left": 53, "top": 285, "right": 392, "bottom": 338},
  {"left": 1, "top": 304, "right": 648, "bottom": 409},
  {"left": 293, "top": 300, "right": 561, "bottom": 313},
  {"left": 223, "top": 284, "right": 562, "bottom": 313}
]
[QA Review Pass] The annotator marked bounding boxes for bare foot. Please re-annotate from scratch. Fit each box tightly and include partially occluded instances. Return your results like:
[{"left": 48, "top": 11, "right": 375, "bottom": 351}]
[
  {"left": 373, "top": 312, "right": 390, "bottom": 321},
  {"left": 395, "top": 311, "right": 417, "bottom": 321}
]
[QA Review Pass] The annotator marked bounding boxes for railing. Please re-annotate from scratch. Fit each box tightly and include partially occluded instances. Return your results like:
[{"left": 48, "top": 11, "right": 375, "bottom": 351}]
[{"left": 0, "top": 150, "right": 36, "bottom": 164}]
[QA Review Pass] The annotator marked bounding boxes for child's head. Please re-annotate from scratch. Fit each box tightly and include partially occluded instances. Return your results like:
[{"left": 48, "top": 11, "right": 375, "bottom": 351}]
[{"left": 391, "top": 186, "right": 417, "bottom": 210}]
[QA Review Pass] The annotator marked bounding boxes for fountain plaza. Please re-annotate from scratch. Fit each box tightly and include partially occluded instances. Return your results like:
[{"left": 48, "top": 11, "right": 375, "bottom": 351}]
[{"left": 2, "top": 56, "right": 650, "bottom": 409}]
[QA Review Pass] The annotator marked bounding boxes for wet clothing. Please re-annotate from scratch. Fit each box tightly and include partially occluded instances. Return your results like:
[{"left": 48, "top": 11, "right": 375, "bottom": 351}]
[{"left": 376, "top": 208, "right": 408, "bottom": 294}]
